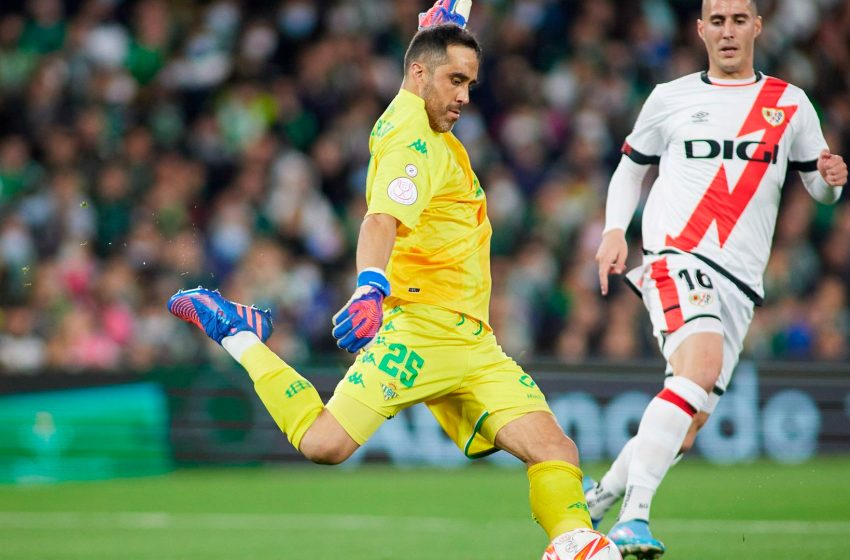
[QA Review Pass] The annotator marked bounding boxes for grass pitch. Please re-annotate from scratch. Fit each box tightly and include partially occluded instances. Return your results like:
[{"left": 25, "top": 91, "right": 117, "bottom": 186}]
[{"left": 2, "top": 456, "right": 849, "bottom": 559}]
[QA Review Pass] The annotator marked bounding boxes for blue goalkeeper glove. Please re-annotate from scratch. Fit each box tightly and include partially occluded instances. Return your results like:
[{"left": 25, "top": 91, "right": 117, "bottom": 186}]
[
  {"left": 332, "top": 268, "right": 391, "bottom": 353},
  {"left": 419, "top": 0, "right": 472, "bottom": 29}
]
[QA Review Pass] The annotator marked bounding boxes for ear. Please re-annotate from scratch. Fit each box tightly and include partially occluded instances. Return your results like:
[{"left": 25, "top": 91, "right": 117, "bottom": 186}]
[
  {"left": 697, "top": 18, "right": 705, "bottom": 41},
  {"left": 753, "top": 15, "right": 762, "bottom": 38},
  {"left": 409, "top": 61, "right": 428, "bottom": 86}
]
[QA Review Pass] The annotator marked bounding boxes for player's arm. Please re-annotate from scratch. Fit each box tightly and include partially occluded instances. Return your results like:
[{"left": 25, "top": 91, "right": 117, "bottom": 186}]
[
  {"left": 596, "top": 87, "right": 666, "bottom": 296},
  {"left": 332, "top": 133, "right": 431, "bottom": 353},
  {"left": 812, "top": 148, "right": 847, "bottom": 191},
  {"left": 357, "top": 213, "right": 397, "bottom": 272},
  {"left": 596, "top": 157, "right": 648, "bottom": 296},
  {"left": 797, "top": 150, "right": 846, "bottom": 205},
  {"left": 332, "top": 214, "right": 397, "bottom": 353},
  {"left": 791, "top": 93, "right": 846, "bottom": 204}
]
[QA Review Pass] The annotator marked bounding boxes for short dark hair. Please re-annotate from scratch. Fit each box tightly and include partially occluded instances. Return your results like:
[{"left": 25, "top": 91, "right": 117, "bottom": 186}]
[
  {"left": 403, "top": 24, "right": 482, "bottom": 72},
  {"left": 701, "top": 0, "right": 758, "bottom": 18}
]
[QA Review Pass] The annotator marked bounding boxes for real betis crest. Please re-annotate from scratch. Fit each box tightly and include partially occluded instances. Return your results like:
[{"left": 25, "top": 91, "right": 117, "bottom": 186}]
[
  {"left": 380, "top": 382, "right": 399, "bottom": 401},
  {"left": 762, "top": 107, "right": 785, "bottom": 127}
]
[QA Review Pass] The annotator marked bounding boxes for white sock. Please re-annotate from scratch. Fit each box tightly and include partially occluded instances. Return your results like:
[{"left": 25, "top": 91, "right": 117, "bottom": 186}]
[
  {"left": 618, "top": 376, "right": 707, "bottom": 522},
  {"left": 221, "top": 331, "right": 261, "bottom": 362},
  {"left": 619, "top": 485, "right": 655, "bottom": 523},
  {"left": 587, "top": 437, "right": 635, "bottom": 520}
]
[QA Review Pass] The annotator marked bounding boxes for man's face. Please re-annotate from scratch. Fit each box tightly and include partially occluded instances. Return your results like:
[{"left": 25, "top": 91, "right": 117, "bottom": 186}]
[
  {"left": 420, "top": 45, "right": 479, "bottom": 133},
  {"left": 698, "top": 0, "right": 762, "bottom": 78}
]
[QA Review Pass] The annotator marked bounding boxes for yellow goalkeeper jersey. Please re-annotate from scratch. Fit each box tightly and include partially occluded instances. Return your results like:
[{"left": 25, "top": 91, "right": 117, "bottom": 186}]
[{"left": 365, "top": 88, "right": 492, "bottom": 325}]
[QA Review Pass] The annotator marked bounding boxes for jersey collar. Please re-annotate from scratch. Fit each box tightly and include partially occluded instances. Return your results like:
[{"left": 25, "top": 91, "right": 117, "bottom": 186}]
[
  {"left": 700, "top": 70, "right": 764, "bottom": 86},
  {"left": 397, "top": 87, "right": 426, "bottom": 108}
]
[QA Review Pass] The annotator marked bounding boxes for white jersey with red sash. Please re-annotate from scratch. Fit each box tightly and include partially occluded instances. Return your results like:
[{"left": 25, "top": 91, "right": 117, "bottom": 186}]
[{"left": 623, "top": 71, "right": 827, "bottom": 302}]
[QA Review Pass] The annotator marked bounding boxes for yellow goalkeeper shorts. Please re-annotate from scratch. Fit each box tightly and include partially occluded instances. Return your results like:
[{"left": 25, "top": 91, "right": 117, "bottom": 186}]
[{"left": 326, "top": 299, "right": 552, "bottom": 458}]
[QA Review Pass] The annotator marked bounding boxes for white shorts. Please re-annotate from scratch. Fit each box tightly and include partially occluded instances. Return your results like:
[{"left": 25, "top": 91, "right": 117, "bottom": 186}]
[{"left": 626, "top": 251, "right": 755, "bottom": 413}]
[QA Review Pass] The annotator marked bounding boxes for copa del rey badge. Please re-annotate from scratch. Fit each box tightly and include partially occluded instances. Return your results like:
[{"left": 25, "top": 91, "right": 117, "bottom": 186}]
[{"left": 762, "top": 107, "right": 785, "bottom": 127}]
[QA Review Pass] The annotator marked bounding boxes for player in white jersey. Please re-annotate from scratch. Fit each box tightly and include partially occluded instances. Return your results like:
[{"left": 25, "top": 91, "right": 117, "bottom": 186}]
[{"left": 585, "top": 1, "right": 847, "bottom": 558}]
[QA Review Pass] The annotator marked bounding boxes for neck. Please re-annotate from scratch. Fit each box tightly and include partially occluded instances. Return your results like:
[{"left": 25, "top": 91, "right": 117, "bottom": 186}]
[
  {"left": 707, "top": 64, "right": 756, "bottom": 81},
  {"left": 401, "top": 78, "right": 421, "bottom": 98}
]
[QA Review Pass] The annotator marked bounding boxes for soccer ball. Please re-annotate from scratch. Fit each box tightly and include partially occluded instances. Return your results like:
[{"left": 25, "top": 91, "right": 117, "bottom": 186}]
[{"left": 542, "top": 528, "right": 622, "bottom": 560}]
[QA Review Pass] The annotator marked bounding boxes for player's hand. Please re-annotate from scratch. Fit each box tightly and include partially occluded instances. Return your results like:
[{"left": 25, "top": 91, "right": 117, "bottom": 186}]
[
  {"left": 595, "top": 229, "right": 628, "bottom": 296},
  {"left": 419, "top": 0, "right": 472, "bottom": 29},
  {"left": 817, "top": 149, "right": 847, "bottom": 187},
  {"left": 332, "top": 269, "right": 391, "bottom": 353}
]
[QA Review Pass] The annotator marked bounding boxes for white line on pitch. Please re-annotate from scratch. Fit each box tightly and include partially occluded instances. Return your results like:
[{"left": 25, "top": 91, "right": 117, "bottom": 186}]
[
  {"left": 0, "top": 512, "right": 847, "bottom": 535},
  {"left": 656, "top": 518, "right": 850, "bottom": 534},
  {"left": 0, "top": 512, "right": 464, "bottom": 532}
]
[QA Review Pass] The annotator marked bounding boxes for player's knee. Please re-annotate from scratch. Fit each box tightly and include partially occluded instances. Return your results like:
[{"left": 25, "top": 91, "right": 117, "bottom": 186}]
[
  {"left": 298, "top": 435, "right": 354, "bottom": 465},
  {"left": 670, "top": 335, "right": 723, "bottom": 392},
  {"left": 672, "top": 363, "right": 720, "bottom": 394},
  {"left": 526, "top": 433, "right": 579, "bottom": 466},
  {"left": 495, "top": 412, "right": 580, "bottom": 465},
  {"left": 693, "top": 369, "right": 722, "bottom": 393},
  {"left": 300, "top": 442, "right": 351, "bottom": 465}
]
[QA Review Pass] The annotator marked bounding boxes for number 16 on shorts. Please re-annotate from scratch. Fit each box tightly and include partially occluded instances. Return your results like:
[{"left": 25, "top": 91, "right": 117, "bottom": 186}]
[{"left": 643, "top": 255, "right": 721, "bottom": 335}]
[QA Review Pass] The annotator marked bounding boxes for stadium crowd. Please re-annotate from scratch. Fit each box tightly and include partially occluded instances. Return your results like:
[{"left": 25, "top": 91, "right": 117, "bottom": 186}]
[{"left": 0, "top": 0, "right": 848, "bottom": 373}]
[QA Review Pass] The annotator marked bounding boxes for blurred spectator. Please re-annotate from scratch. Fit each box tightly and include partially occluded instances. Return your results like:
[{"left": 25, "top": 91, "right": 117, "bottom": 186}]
[{"left": 0, "top": 305, "right": 46, "bottom": 372}]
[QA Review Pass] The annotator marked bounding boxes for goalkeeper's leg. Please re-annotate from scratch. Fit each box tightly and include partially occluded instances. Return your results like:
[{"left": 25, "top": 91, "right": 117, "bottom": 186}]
[
  {"left": 168, "top": 287, "right": 361, "bottom": 464},
  {"left": 495, "top": 412, "right": 592, "bottom": 540},
  {"left": 229, "top": 333, "right": 360, "bottom": 464}
]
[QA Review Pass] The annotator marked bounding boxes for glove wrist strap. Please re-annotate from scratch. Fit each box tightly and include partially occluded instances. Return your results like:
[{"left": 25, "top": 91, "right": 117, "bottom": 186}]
[{"left": 357, "top": 268, "right": 391, "bottom": 297}]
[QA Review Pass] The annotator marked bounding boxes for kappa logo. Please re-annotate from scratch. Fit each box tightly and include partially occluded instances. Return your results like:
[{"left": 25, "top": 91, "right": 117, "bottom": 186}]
[
  {"left": 762, "top": 107, "right": 785, "bottom": 127},
  {"left": 407, "top": 138, "right": 428, "bottom": 156},
  {"left": 691, "top": 111, "right": 710, "bottom": 123}
]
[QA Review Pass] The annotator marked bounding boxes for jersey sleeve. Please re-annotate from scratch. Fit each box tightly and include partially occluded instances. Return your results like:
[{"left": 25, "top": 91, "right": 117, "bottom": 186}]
[
  {"left": 366, "top": 137, "right": 433, "bottom": 230},
  {"left": 787, "top": 91, "right": 828, "bottom": 173},
  {"left": 604, "top": 155, "right": 649, "bottom": 233},
  {"left": 622, "top": 86, "right": 668, "bottom": 165}
]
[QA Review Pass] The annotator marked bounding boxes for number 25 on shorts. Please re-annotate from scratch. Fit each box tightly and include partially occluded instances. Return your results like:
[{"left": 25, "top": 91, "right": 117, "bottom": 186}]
[{"left": 378, "top": 343, "right": 424, "bottom": 388}]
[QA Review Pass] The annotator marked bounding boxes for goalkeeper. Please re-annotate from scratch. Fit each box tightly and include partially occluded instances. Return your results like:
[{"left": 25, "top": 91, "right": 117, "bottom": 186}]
[{"left": 168, "top": 0, "right": 591, "bottom": 541}]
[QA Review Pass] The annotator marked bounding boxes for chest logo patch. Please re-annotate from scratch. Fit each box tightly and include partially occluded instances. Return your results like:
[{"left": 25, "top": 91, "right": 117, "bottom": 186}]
[
  {"left": 691, "top": 111, "right": 709, "bottom": 123},
  {"left": 405, "top": 163, "right": 418, "bottom": 178},
  {"left": 388, "top": 177, "right": 418, "bottom": 205},
  {"left": 762, "top": 107, "right": 785, "bottom": 127}
]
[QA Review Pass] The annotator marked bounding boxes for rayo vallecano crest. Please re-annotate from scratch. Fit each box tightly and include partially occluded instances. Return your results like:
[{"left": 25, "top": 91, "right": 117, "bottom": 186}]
[{"left": 762, "top": 107, "right": 785, "bottom": 127}]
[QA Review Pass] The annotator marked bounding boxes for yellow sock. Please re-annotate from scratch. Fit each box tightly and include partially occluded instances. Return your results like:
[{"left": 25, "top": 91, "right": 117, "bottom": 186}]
[
  {"left": 240, "top": 343, "right": 324, "bottom": 450},
  {"left": 528, "top": 460, "right": 592, "bottom": 539}
]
